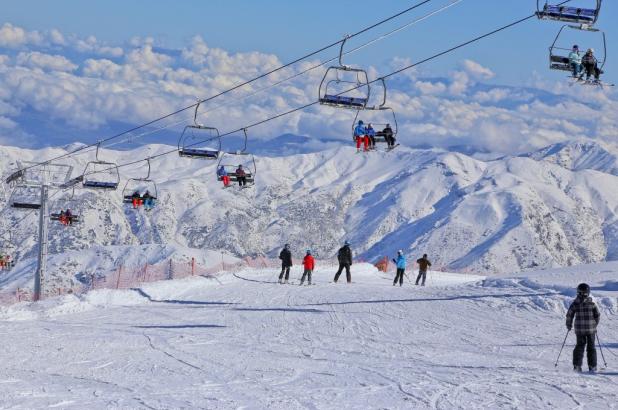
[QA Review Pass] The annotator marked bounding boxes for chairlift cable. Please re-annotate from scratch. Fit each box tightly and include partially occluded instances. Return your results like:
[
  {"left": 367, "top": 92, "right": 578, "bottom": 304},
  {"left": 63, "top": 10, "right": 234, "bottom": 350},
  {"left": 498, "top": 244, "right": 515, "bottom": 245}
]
[
  {"left": 12, "top": 0, "right": 435, "bottom": 175},
  {"left": 80, "top": 0, "right": 575, "bottom": 179}
]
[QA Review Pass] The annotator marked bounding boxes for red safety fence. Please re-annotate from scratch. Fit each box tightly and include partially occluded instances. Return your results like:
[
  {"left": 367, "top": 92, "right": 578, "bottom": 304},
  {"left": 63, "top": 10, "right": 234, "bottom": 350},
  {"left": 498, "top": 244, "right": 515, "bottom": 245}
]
[{"left": 0, "top": 254, "right": 480, "bottom": 306}]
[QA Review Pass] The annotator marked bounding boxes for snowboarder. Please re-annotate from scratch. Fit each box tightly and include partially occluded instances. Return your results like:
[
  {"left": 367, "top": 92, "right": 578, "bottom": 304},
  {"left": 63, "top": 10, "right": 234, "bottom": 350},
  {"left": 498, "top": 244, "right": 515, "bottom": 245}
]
[
  {"left": 217, "top": 165, "right": 230, "bottom": 188},
  {"left": 354, "top": 120, "right": 368, "bottom": 153},
  {"left": 566, "top": 283, "right": 601, "bottom": 372},
  {"left": 415, "top": 254, "right": 431, "bottom": 286},
  {"left": 278, "top": 244, "right": 293, "bottom": 284},
  {"left": 333, "top": 240, "right": 353, "bottom": 283},
  {"left": 582, "top": 48, "right": 602, "bottom": 82},
  {"left": 300, "top": 249, "right": 315, "bottom": 285},
  {"left": 392, "top": 250, "right": 406, "bottom": 286},
  {"left": 142, "top": 191, "right": 155, "bottom": 210},
  {"left": 568, "top": 45, "right": 582, "bottom": 78},
  {"left": 236, "top": 165, "right": 247, "bottom": 187}
]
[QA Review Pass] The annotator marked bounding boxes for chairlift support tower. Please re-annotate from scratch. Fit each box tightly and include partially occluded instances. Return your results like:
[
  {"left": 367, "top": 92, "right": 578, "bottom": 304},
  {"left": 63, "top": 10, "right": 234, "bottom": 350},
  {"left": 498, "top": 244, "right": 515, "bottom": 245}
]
[{"left": 5, "top": 162, "right": 72, "bottom": 301}]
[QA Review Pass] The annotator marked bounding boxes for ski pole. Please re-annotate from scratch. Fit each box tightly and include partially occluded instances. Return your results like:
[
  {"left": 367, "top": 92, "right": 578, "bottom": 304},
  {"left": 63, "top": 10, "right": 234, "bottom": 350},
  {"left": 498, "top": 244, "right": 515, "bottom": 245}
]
[
  {"left": 555, "top": 330, "right": 570, "bottom": 367},
  {"left": 596, "top": 332, "right": 608, "bottom": 368}
]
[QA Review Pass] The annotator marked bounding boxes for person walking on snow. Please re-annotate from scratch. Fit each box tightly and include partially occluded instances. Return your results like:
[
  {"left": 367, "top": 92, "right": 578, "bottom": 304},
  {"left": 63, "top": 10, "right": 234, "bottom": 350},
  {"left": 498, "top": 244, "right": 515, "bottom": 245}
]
[
  {"left": 333, "top": 240, "right": 353, "bottom": 283},
  {"left": 300, "top": 249, "right": 315, "bottom": 285},
  {"left": 415, "top": 253, "right": 431, "bottom": 286},
  {"left": 566, "top": 283, "right": 601, "bottom": 372},
  {"left": 392, "top": 250, "right": 406, "bottom": 286},
  {"left": 278, "top": 244, "right": 293, "bottom": 284}
]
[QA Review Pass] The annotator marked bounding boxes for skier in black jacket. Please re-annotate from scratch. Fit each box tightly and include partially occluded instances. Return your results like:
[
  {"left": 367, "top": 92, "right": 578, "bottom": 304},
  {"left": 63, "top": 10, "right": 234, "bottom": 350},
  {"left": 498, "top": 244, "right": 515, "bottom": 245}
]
[
  {"left": 566, "top": 283, "right": 601, "bottom": 372},
  {"left": 333, "top": 241, "right": 353, "bottom": 283},
  {"left": 278, "top": 244, "right": 293, "bottom": 284}
]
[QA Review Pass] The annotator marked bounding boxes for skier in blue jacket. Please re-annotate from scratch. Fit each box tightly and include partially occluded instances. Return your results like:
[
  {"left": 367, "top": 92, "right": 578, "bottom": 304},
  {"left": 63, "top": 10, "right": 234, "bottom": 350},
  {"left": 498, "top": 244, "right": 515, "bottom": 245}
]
[
  {"left": 366, "top": 123, "right": 376, "bottom": 150},
  {"left": 392, "top": 250, "right": 406, "bottom": 286},
  {"left": 354, "top": 120, "right": 368, "bottom": 152}
]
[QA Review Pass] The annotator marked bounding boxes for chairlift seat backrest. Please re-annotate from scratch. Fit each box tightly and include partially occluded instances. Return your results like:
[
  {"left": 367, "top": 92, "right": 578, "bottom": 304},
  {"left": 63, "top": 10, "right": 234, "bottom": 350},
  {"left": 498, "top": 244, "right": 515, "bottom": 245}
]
[
  {"left": 179, "top": 148, "right": 219, "bottom": 159},
  {"left": 538, "top": 4, "right": 599, "bottom": 24},
  {"left": 11, "top": 202, "right": 41, "bottom": 210},
  {"left": 83, "top": 180, "right": 118, "bottom": 189}
]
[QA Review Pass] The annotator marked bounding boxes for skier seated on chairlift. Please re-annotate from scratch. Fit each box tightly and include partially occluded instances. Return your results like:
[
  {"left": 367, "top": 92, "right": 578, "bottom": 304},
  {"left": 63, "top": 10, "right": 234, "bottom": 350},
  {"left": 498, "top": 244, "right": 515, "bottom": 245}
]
[
  {"left": 142, "top": 190, "right": 155, "bottom": 210},
  {"left": 366, "top": 123, "right": 376, "bottom": 150},
  {"left": 382, "top": 124, "right": 396, "bottom": 149},
  {"left": 235, "top": 164, "right": 247, "bottom": 187},
  {"left": 582, "top": 48, "right": 603, "bottom": 82},
  {"left": 131, "top": 190, "right": 142, "bottom": 209},
  {"left": 58, "top": 209, "right": 68, "bottom": 226},
  {"left": 354, "top": 120, "right": 369, "bottom": 152},
  {"left": 217, "top": 165, "right": 230, "bottom": 188},
  {"left": 65, "top": 208, "right": 74, "bottom": 225},
  {"left": 569, "top": 45, "right": 583, "bottom": 78},
  {"left": 0, "top": 254, "right": 5, "bottom": 270}
]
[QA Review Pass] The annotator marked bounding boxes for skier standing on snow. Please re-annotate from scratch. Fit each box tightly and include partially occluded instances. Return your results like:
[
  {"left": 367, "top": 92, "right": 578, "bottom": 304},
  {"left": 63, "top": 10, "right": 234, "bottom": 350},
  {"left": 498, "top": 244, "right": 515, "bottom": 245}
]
[
  {"left": 300, "top": 249, "right": 315, "bottom": 286},
  {"left": 566, "top": 283, "right": 601, "bottom": 372},
  {"left": 278, "top": 244, "right": 293, "bottom": 284},
  {"left": 415, "top": 254, "right": 431, "bottom": 286},
  {"left": 392, "top": 250, "right": 406, "bottom": 286},
  {"left": 333, "top": 240, "right": 353, "bottom": 283}
]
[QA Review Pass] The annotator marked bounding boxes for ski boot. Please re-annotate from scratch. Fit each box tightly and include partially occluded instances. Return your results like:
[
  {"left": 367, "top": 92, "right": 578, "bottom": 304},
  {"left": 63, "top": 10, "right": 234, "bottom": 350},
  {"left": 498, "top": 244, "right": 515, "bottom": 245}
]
[
  {"left": 299, "top": 281, "right": 304, "bottom": 286},
  {"left": 284, "top": 279, "right": 289, "bottom": 284},
  {"left": 308, "top": 281, "right": 311, "bottom": 286},
  {"left": 574, "top": 366, "right": 583, "bottom": 373},
  {"left": 589, "top": 367, "right": 597, "bottom": 373},
  {"left": 278, "top": 278, "right": 283, "bottom": 284}
]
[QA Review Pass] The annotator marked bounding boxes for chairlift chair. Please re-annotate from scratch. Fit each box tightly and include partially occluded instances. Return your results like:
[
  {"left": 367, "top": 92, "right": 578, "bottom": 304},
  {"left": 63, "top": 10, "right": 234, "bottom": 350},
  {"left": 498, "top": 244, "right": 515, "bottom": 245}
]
[
  {"left": 352, "top": 78, "right": 399, "bottom": 147},
  {"left": 178, "top": 101, "right": 221, "bottom": 159},
  {"left": 319, "top": 36, "right": 370, "bottom": 110},
  {"left": 82, "top": 143, "right": 120, "bottom": 190},
  {"left": 548, "top": 24, "right": 606, "bottom": 72},
  {"left": 536, "top": 1, "right": 602, "bottom": 26},
  {"left": 50, "top": 187, "right": 82, "bottom": 225},
  {"left": 217, "top": 129, "right": 256, "bottom": 186},
  {"left": 121, "top": 159, "right": 158, "bottom": 205},
  {"left": 8, "top": 185, "right": 41, "bottom": 210}
]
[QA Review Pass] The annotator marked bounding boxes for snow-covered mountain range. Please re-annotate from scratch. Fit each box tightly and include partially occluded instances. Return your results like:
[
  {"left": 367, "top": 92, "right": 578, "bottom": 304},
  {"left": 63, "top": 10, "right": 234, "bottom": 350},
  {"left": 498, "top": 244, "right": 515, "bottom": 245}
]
[{"left": 1, "top": 138, "right": 617, "bottom": 288}]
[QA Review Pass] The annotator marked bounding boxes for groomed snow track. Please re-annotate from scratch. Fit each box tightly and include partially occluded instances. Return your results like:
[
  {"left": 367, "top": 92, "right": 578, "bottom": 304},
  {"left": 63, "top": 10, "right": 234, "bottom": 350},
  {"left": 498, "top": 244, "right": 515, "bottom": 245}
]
[{"left": 0, "top": 263, "right": 617, "bottom": 409}]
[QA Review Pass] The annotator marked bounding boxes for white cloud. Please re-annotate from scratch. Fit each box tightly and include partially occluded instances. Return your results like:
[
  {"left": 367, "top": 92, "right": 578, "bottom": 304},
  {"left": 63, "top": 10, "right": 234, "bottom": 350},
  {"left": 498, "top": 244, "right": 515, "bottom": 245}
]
[
  {"left": 0, "top": 23, "right": 45, "bottom": 48},
  {"left": 0, "top": 23, "right": 617, "bottom": 155},
  {"left": 461, "top": 59, "right": 495, "bottom": 80},
  {"left": 16, "top": 51, "right": 77, "bottom": 72}
]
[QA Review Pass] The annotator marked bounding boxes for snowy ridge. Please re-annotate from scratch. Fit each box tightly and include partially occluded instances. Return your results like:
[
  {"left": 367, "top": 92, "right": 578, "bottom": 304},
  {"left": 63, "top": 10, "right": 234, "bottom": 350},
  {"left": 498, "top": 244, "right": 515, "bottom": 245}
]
[{"left": 1, "top": 140, "right": 617, "bottom": 291}]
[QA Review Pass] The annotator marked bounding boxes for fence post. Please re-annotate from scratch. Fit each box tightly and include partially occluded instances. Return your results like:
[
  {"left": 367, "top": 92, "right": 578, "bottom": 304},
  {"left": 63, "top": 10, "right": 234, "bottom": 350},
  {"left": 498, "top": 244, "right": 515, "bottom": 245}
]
[
  {"left": 16, "top": 287, "right": 20, "bottom": 302},
  {"left": 191, "top": 257, "right": 196, "bottom": 276},
  {"left": 144, "top": 263, "right": 148, "bottom": 282},
  {"left": 115, "top": 265, "right": 123, "bottom": 289},
  {"left": 168, "top": 259, "right": 173, "bottom": 280},
  {"left": 90, "top": 273, "right": 96, "bottom": 290}
]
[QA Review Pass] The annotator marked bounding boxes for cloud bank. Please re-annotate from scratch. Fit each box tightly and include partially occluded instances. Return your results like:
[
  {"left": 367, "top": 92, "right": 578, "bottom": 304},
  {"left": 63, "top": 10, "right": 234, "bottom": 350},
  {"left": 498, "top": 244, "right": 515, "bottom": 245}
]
[{"left": 0, "top": 22, "right": 616, "bottom": 154}]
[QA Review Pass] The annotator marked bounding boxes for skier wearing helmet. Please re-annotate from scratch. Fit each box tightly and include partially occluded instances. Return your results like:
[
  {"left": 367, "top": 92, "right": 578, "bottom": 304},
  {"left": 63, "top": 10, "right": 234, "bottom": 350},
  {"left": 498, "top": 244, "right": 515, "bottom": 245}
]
[
  {"left": 392, "top": 250, "right": 407, "bottom": 286},
  {"left": 581, "top": 48, "right": 602, "bottom": 82},
  {"left": 278, "top": 244, "right": 293, "bottom": 284},
  {"left": 566, "top": 283, "right": 601, "bottom": 372},
  {"left": 300, "top": 249, "right": 315, "bottom": 286},
  {"left": 353, "top": 120, "right": 368, "bottom": 153},
  {"left": 333, "top": 240, "right": 353, "bottom": 283}
]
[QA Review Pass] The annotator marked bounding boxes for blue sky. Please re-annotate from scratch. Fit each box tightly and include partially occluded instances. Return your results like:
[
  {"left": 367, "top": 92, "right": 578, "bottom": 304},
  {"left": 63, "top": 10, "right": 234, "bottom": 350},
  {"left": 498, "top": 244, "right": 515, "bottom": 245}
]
[
  {"left": 0, "top": 0, "right": 616, "bottom": 154},
  {"left": 2, "top": 0, "right": 615, "bottom": 85}
]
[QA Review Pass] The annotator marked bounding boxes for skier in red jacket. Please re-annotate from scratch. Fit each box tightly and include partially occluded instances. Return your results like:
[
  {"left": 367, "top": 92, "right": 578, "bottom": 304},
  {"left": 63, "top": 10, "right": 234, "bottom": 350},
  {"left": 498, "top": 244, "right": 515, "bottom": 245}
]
[{"left": 300, "top": 249, "right": 315, "bottom": 286}]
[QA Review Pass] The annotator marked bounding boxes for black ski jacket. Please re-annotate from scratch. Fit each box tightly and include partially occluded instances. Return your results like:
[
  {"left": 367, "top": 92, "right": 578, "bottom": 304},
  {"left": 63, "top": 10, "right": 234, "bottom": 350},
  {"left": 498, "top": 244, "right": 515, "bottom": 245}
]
[
  {"left": 279, "top": 248, "right": 293, "bottom": 267},
  {"left": 337, "top": 245, "right": 353, "bottom": 265}
]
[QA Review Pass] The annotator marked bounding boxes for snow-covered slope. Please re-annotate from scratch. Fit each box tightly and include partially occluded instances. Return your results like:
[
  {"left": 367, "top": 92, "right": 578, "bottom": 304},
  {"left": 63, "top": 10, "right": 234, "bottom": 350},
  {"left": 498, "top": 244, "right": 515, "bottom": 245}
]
[
  {"left": 0, "top": 262, "right": 616, "bottom": 409},
  {"left": 1, "top": 140, "right": 617, "bottom": 289}
]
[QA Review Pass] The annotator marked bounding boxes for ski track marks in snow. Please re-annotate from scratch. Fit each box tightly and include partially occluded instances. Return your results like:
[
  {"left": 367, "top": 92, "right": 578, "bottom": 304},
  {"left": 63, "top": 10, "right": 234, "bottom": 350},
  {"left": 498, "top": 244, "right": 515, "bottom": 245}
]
[{"left": 0, "top": 264, "right": 617, "bottom": 409}]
